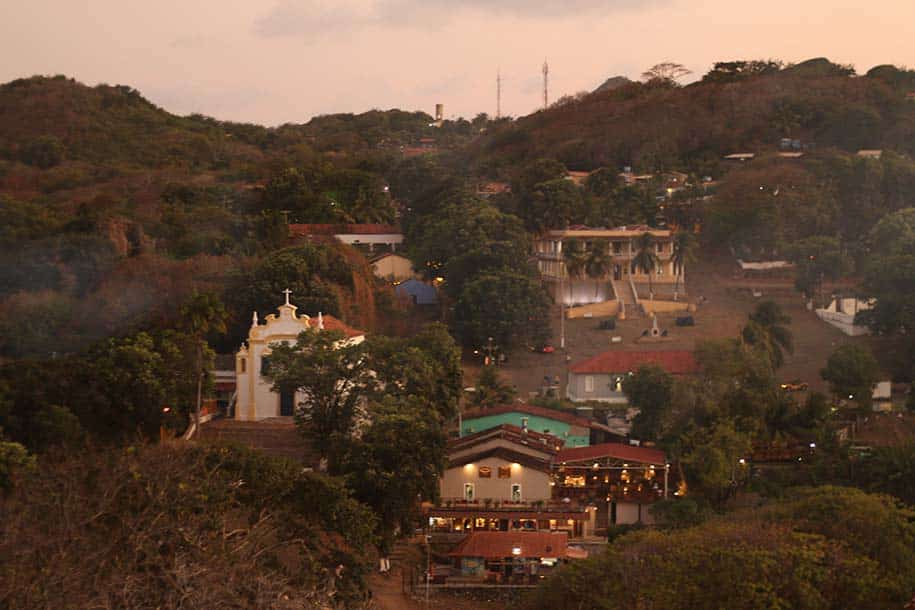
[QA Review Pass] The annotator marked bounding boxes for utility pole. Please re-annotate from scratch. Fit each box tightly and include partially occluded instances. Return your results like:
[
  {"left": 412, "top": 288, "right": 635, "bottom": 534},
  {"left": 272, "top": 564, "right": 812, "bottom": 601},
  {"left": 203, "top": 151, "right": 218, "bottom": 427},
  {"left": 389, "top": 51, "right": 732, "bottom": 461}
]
[
  {"left": 542, "top": 59, "right": 549, "bottom": 110},
  {"left": 496, "top": 68, "right": 502, "bottom": 119},
  {"left": 560, "top": 267, "right": 565, "bottom": 350}
]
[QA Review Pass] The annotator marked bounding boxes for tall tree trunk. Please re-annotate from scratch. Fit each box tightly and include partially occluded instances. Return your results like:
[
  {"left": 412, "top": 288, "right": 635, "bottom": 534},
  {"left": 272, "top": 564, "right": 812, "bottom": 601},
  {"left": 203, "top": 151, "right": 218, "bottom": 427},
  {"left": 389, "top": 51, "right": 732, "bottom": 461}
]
[{"left": 195, "top": 343, "right": 203, "bottom": 436}]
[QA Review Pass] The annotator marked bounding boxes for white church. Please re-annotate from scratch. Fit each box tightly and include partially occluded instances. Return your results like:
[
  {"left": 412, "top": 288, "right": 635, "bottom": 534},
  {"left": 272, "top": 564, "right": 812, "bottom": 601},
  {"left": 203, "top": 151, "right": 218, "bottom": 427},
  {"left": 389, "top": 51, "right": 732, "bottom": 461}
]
[{"left": 234, "top": 290, "right": 365, "bottom": 421}]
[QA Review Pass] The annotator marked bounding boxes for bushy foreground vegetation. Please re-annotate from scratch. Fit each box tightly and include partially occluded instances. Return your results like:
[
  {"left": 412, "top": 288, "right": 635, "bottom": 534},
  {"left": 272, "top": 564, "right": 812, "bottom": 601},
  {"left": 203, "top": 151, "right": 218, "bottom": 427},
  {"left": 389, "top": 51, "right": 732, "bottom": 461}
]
[
  {"left": 0, "top": 443, "right": 377, "bottom": 609},
  {"left": 531, "top": 487, "right": 915, "bottom": 610}
]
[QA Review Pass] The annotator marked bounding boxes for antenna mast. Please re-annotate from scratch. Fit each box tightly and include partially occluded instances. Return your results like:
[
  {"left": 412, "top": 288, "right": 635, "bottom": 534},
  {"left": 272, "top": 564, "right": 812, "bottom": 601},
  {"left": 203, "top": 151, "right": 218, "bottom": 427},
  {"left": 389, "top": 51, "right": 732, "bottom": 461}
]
[
  {"left": 496, "top": 68, "right": 502, "bottom": 119},
  {"left": 542, "top": 59, "right": 549, "bottom": 110}
]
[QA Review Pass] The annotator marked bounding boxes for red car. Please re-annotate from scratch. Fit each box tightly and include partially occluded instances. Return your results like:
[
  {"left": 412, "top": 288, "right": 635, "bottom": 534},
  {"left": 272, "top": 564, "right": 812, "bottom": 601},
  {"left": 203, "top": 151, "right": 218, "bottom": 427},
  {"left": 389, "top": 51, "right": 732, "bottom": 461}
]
[{"left": 532, "top": 344, "right": 555, "bottom": 353}]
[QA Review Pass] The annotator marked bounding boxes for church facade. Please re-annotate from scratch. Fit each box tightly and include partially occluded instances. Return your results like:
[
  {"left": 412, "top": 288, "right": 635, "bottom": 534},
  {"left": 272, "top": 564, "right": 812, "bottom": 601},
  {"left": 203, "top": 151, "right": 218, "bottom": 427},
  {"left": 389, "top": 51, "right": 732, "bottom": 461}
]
[{"left": 234, "top": 292, "right": 365, "bottom": 421}]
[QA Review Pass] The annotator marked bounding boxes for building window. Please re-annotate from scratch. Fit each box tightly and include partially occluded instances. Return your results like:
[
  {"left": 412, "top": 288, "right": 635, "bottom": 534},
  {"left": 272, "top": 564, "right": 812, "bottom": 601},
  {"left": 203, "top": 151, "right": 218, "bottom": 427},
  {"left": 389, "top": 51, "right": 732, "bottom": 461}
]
[
  {"left": 585, "top": 376, "right": 594, "bottom": 392},
  {"left": 498, "top": 466, "right": 511, "bottom": 479},
  {"left": 657, "top": 266, "right": 663, "bottom": 275},
  {"left": 613, "top": 376, "right": 623, "bottom": 392},
  {"left": 612, "top": 241, "right": 622, "bottom": 254},
  {"left": 478, "top": 466, "right": 492, "bottom": 479},
  {"left": 261, "top": 356, "right": 271, "bottom": 375},
  {"left": 464, "top": 483, "right": 474, "bottom": 501},
  {"left": 239, "top": 358, "right": 246, "bottom": 373},
  {"left": 511, "top": 484, "right": 522, "bottom": 502}
]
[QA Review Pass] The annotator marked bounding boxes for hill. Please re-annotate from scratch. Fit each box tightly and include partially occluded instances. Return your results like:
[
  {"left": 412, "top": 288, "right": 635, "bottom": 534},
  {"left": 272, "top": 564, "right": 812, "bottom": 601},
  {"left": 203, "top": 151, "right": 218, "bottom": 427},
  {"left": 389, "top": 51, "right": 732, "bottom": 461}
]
[{"left": 470, "top": 58, "right": 915, "bottom": 175}]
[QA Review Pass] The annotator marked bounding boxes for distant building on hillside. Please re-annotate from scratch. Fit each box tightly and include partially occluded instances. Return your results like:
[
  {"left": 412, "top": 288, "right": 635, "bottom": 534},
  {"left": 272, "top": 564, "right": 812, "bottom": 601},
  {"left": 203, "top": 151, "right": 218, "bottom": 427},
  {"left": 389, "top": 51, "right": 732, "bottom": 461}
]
[
  {"left": 566, "top": 350, "right": 699, "bottom": 403},
  {"left": 815, "top": 297, "right": 873, "bottom": 336},
  {"left": 723, "top": 152, "right": 755, "bottom": 161},
  {"left": 370, "top": 252, "right": 415, "bottom": 283},
  {"left": 533, "top": 226, "right": 677, "bottom": 305},
  {"left": 288, "top": 223, "right": 403, "bottom": 254},
  {"left": 856, "top": 149, "right": 883, "bottom": 159},
  {"left": 395, "top": 278, "right": 439, "bottom": 306}
]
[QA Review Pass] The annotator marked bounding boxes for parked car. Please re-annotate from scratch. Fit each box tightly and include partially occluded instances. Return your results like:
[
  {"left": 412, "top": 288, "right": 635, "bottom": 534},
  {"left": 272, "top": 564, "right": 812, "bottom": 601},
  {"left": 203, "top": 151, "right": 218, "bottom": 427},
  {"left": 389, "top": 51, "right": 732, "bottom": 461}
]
[
  {"left": 780, "top": 380, "right": 809, "bottom": 392},
  {"left": 532, "top": 344, "right": 555, "bottom": 354},
  {"left": 598, "top": 318, "right": 617, "bottom": 330},
  {"left": 675, "top": 316, "right": 695, "bottom": 326}
]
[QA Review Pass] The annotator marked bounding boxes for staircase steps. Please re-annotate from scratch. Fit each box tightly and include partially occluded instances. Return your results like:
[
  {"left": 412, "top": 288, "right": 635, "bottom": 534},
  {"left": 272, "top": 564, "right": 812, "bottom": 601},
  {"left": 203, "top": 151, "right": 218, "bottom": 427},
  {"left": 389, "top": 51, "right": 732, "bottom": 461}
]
[{"left": 197, "top": 418, "right": 319, "bottom": 464}]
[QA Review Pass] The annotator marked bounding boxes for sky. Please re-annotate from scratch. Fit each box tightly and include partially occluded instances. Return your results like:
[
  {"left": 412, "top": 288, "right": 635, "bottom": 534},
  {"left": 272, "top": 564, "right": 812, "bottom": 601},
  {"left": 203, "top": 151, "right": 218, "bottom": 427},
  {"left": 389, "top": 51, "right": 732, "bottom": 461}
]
[{"left": 2, "top": 0, "right": 914, "bottom": 126}]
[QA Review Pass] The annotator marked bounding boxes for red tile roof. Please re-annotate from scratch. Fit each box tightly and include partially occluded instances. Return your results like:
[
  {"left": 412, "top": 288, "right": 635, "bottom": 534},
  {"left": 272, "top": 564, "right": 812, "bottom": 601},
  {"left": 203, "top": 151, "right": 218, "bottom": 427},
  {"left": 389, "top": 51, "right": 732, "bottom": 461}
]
[
  {"left": 449, "top": 424, "right": 564, "bottom": 453},
  {"left": 304, "top": 314, "right": 364, "bottom": 338},
  {"left": 449, "top": 531, "right": 569, "bottom": 559},
  {"left": 569, "top": 350, "right": 698, "bottom": 375},
  {"left": 288, "top": 223, "right": 401, "bottom": 237},
  {"left": 447, "top": 447, "right": 552, "bottom": 472},
  {"left": 556, "top": 442, "right": 666, "bottom": 465}
]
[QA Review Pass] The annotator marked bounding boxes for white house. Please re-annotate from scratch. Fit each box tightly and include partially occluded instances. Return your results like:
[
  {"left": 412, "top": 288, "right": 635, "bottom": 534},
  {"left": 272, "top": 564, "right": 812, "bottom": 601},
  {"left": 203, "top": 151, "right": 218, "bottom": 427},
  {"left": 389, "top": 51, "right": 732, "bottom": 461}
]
[
  {"left": 234, "top": 291, "right": 365, "bottom": 421},
  {"left": 815, "top": 297, "right": 873, "bottom": 336}
]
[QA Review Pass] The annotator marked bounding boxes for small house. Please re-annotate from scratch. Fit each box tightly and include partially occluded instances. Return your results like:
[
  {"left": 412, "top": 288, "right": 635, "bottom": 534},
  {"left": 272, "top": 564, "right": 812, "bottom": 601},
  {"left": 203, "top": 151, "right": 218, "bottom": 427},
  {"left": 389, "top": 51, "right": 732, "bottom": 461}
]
[{"left": 567, "top": 350, "right": 698, "bottom": 403}]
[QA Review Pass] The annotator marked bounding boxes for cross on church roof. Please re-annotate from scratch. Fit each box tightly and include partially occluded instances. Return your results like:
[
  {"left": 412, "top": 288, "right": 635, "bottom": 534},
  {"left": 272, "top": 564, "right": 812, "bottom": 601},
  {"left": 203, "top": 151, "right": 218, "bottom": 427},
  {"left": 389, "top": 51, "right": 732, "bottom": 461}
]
[{"left": 282, "top": 288, "right": 292, "bottom": 306}]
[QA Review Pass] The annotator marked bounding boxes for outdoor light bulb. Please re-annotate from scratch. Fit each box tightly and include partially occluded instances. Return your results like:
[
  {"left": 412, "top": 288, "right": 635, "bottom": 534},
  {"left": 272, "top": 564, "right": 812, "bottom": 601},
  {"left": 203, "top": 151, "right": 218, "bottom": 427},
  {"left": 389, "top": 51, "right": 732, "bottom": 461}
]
[
  {"left": 738, "top": 458, "right": 746, "bottom": 465},
  {"left": 809, "top": 443, "right": 816, "bottom": 449}
]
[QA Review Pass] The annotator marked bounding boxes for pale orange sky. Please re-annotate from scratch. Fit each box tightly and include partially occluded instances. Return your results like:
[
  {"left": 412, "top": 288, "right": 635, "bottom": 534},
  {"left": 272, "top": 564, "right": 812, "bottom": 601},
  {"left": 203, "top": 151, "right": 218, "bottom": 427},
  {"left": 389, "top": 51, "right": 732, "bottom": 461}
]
[{"left": 2, "top": 0, "right": 913, "bottom": 125}]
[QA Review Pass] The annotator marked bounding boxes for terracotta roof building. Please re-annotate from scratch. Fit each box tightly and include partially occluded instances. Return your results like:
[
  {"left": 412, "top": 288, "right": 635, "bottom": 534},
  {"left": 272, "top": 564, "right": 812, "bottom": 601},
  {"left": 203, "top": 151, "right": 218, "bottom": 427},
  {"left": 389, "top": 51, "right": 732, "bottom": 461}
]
[
  {"left": 567, "top": 350, "right": 698, "bottom": 403},
  {"left": 449, "top": 531, "right": 569, "bottom": 560},
  {"left": 288, "top": 223, "right": 403, "bottom": 254}
]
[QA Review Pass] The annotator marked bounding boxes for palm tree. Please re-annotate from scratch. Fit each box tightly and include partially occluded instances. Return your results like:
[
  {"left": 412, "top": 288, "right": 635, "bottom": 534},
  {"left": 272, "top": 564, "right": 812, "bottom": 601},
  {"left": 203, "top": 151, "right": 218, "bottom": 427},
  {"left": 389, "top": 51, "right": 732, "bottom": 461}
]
[
  {"left": 671, "top": 231, "right": 697, "bottom": 301},
  {"left": 741, "top": 300, "right": 793, "bottom": 369},
  {"left": 631, "top": 232, "right": 660, "bottom": 299},
  {"left": 562, "top": 239, "right": 587, "bottom": 304},
  {"left": 585, "top": 240, "right": 612, "bottom": 300},
  {"left": 180, "top": 292, "right": 228, "bottom": 432}
]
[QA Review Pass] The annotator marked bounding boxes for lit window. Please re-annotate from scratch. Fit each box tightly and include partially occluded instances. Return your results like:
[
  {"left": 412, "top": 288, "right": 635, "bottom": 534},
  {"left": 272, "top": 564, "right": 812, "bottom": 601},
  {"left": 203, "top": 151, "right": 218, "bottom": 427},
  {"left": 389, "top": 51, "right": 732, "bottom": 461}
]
[
  {"left": 511, "top": 484, "right": 522, "bottom": 502},
  {"left": 463, "top": 483, "right": 474, "bottom": 501}
]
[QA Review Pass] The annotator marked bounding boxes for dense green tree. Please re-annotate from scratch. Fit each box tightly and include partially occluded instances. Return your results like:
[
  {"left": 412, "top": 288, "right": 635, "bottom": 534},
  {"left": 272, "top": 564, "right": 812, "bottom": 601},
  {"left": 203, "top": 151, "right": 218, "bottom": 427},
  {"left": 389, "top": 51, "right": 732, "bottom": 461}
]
[
  {"left": 583, "top": 167, "right": 620, "bottom": 198},
  {"left": 0, "top": 437, "right": 32, "bottom": 491},
  {"left": 533, "top": 489, "right": 912, "bottom": 609},
  {"left": 850, "top": 443, "right": 915, "bottom": 506},
  {"left": 471, "top": 365, "right": 516, "bottom": 408},
  {"left": 641, "top": 62, "right": 692, "bottom": 85},
  {"left": 365, "top": 324, "right": 462, "bottom": 422},
  {"left": 266, "top": 329, "right": 372, "bottom": 474},
  {"left": 623, "top": 364, "right": 674, "bottom": 441},
  {"left": 702, "top": 59, "right": 783, "bottom": 83},
  {"left": 227, "top": 243, "right": 354, "bottom": 344},
  {"left": 858, "top": 209, "right": 915, "bottom": 354},
  {"left": 453, "top": 270, "right": 551, "bottom": 350},
  {"left": 680, "top": 421, "right": 753, "bottom": 507},
  {"left": 514, "top": 158, "right": 567, "bottom": 194},
  {"left": 787, "top": 235, "right": 853, "bottom": 299},
  {"left": 821, "top": 344, "right": 880, "bottom": 408},
  {"left": 343, "top": 396, "right": 446, "bottom": 538},
  {"left": 19, "top": 135, "right": 66, "bottom": 169},
  {"left": 741, "top": 301, "right": 793, "bottom": 369},
  {"left": 519, "top": 178, "right": 583, "bottom": 232}
]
